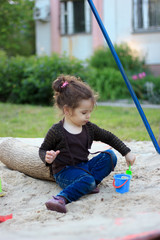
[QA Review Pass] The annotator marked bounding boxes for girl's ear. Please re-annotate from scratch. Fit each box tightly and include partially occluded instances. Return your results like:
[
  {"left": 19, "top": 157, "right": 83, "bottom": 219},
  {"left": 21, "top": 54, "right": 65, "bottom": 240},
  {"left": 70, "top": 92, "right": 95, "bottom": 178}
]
[{"left": 63, "top": 105, "right": 72, "bottom": 116}]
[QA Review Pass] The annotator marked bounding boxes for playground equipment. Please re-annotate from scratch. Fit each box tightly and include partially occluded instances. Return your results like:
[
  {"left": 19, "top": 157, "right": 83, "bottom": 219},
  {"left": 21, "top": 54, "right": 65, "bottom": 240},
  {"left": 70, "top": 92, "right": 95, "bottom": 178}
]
[{"left": 87, "top": 0, "right": 160, "bottom": 154}]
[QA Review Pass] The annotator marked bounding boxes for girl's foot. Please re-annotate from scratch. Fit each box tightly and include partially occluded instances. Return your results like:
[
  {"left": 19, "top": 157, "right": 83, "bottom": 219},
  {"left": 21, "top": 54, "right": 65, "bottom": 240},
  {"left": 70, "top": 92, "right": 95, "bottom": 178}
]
[{"left": 45, "top": 196, "right": 67, "bottom": 213}]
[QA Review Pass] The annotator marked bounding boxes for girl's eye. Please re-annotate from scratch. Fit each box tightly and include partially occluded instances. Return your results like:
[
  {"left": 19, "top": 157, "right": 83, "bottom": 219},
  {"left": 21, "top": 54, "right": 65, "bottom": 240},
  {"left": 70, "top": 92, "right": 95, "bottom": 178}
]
[{"left": 82, "top": 112, "right": 87, "bottom": 115}]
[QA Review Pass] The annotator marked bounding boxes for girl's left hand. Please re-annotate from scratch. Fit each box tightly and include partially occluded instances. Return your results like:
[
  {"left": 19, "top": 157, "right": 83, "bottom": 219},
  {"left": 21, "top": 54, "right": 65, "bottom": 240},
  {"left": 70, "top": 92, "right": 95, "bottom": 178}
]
[{"left": 125, "top": 152, "right": 136, "bottom": 167}]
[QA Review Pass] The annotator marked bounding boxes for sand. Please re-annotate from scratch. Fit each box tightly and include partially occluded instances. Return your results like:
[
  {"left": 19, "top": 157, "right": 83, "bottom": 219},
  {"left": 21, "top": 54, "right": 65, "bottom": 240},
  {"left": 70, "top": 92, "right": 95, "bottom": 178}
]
[{"left": 1, "top": 138, "right": 160, "bottom": 240}]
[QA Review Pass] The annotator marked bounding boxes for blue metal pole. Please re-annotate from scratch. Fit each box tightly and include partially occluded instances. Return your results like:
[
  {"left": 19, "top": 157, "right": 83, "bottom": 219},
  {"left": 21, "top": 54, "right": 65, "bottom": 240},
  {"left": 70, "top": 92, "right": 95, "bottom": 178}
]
[{"left": 87, "top": 0, "right": 160, "bottom": 154}]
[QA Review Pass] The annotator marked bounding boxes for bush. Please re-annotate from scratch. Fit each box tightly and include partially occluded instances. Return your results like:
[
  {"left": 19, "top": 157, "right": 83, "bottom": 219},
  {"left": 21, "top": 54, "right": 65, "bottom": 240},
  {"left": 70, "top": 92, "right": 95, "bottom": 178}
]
[
  {"left": 0, "top": 54, "right": 29, "bottom": 102},
  {"left": 86, "top": 43, "right": 160, "bottom": 103},
  {"left": 86, "top": 67, "right": 130, "bottom": 101},
  {"left": 87, "top": 43, "right": 147, "bottom": 75},
  {"left": 0, "top": 44, "right": 159, "bottom": 105},
  {"left": 130, "top": 75, "right": 160, "bottom": 104},
  {"left": 85, "top": 66, "right": 160, "bottom": 103},
  {"left": 0, "top": 50, "right": 8, "bottom": 101},
  {"left": 0, "top": 53, "right": 87, "bottom": 105}
]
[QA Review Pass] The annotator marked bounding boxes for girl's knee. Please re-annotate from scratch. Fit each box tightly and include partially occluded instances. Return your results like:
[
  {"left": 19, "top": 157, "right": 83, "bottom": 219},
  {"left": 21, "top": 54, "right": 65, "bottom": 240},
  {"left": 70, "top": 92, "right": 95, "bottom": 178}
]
[
  {"left": 104, "top": 149, "right": 117, "bottom": 168},
  {"left": 81, "top": 175, "right": 96, "bottom": 192}
]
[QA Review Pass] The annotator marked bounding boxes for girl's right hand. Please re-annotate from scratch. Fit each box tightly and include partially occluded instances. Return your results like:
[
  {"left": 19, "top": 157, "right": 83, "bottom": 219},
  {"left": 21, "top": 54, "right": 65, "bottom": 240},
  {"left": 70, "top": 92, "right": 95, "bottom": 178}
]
[
  {"left": 125, "top": 151, "right": 136, "bottom": 167},
  {"left": 45, "top": 150, "right": 60, "bottom": 164}
]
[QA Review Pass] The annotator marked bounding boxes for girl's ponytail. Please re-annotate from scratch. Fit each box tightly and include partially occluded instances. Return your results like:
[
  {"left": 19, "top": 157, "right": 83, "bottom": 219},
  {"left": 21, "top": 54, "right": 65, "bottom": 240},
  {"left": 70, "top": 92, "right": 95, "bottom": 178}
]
[
  {"left": 52, "top": 75, "right": 68, "bottom": 93},
  {"left": 52, "top": 75, "right": 97, "bottom": 110}
]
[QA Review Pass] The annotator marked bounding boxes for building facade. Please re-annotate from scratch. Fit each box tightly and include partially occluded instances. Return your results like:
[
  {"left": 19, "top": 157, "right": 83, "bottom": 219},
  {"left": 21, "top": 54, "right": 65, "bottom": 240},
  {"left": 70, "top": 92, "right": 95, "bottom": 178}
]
[{"left": 34, "top": 0, "right": 160, "bottom": 75}]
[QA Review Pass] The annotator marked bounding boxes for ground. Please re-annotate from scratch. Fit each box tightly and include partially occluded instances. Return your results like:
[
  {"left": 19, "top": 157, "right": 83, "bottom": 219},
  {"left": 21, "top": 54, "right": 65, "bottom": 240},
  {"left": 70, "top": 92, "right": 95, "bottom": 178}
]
[{"left": 0, "top": 138, "right": 160, "bottom": 240}]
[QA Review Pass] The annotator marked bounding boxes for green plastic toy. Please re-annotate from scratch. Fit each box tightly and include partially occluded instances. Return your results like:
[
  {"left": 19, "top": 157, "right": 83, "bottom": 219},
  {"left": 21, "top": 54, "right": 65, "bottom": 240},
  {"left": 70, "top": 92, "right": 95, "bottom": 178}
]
[
  {"left": 126, "top": 164, "right": 132, "bottom": 175},
  {"left": 0, "top": 178, "right": 5, "bottom": 197}
]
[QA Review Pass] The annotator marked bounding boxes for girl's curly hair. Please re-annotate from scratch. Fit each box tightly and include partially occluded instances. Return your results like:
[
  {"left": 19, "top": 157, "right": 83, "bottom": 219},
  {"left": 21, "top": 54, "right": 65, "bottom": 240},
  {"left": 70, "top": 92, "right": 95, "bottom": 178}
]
[{"left": 52, "top": 75, "right": 97, "bottom": 110}]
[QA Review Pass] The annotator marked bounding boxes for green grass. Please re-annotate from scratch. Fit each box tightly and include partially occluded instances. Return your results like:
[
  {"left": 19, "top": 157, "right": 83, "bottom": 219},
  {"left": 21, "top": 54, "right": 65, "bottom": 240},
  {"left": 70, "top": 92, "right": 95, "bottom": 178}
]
[{"left": 0, "top": 102, "right": 159, "bottom": 141}]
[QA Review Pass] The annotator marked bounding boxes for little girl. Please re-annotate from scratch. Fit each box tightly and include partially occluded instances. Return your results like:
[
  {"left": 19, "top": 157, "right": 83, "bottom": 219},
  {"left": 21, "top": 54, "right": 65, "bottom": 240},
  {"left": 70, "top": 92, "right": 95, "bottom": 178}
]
[{"left": 39, "top": 75, "right": 136, "bottom": 213}]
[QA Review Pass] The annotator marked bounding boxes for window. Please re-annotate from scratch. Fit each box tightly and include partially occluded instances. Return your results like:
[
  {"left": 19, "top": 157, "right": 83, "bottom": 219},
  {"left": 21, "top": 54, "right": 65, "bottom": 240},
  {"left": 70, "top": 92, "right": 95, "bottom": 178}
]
[
  {"left": 73, "top": 1, "right": 85, "bottom": 33},
  {"left": 133, "top": 0, "right": 160, "bottom": 31},
  {"left": 60, "top": 0, "right": 91, "bottom": 35},
  {"left": 149, "top": 0, "right": 160, "bottom": 27}
]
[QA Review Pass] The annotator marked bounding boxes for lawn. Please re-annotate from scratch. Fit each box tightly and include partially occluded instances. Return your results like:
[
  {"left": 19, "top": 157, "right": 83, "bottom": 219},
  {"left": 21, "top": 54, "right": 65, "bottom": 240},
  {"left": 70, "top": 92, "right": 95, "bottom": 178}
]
[{"left": 0, "top": 102, "right": 159, "bottom": 141}]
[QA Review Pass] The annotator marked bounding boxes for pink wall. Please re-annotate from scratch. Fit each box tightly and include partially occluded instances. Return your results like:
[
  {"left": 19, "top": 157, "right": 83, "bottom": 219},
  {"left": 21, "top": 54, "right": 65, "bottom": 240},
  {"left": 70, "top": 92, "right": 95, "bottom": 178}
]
[
  {"left": 50, "top": 0, "right": 104, "bottom": 55},
  {"left": 92, "top": 0, "right": 104, "bottom": 50},
  {"left": 50, "top": 0, "right": 60, "bottom": 54}
]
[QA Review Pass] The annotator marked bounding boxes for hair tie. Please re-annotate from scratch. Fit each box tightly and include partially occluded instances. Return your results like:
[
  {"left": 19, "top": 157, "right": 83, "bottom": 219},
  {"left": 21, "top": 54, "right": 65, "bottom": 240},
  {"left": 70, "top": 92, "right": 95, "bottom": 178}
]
[{"left": 61, "top": 81, "right": 69, "bottom": 88}]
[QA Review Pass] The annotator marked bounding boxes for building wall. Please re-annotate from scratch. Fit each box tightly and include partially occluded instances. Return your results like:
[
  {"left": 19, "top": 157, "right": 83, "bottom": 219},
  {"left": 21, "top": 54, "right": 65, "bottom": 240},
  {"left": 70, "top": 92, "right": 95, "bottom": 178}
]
[
  {"left": 34, "top": 0, "right": 160, "bottom": 74},
  {"left": 35, "top": 21, "right": 51, "bottom": 56},
  {"left": 103, "top": 0, "right": 160, "bottom": 67},
  {"left": 103, "top": 0, "right": 118, "bottom": 44},
  {"left": 50, "top": 0, "right": 60, "bottom": 53},
  {"left": 58, "top": 0, "right": 104, "bottom": 60},
  {"left": 130, "top": 33, "right": 160, "bottom": 65},
  {"left": 34, "top": 0, "right": 52, "bottom": 56},
  {"left": 92, "top": 0, "right": 104, "bottom": 50},
  {"left": 61, "top": 34, "right": 92, "bottom": 60}
]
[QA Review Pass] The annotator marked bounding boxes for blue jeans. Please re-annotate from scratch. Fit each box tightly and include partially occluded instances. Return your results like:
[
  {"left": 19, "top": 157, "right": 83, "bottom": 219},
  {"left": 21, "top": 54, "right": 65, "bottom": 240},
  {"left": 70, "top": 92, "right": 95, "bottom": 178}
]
[{"left": 54, "top": 149, "right": 117, "bottom": 203}]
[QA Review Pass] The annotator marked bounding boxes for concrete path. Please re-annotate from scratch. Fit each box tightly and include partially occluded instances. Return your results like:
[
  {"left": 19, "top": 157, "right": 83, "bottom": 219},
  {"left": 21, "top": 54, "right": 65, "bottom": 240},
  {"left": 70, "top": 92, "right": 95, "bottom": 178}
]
[{"left": 97, "top": 100, "right": 160, "bottom": 109}]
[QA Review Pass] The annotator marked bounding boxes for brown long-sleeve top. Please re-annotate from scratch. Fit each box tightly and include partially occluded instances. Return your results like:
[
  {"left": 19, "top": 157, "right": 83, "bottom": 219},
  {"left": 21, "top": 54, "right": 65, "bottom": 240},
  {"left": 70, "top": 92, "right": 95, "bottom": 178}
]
[{"left": 39, "top": 120, "right": 131, "bottom": 175}]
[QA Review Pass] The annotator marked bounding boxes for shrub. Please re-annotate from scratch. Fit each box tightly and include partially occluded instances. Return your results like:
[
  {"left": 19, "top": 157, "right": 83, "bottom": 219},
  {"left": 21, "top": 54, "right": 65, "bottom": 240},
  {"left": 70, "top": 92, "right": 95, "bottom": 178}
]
[
  {"left": 0, "top": 45, "right": 159, "bottom": 105},
  {"left": 87, "top": 43, "right": 147, "bottom": 75},
  {"left": 0, "top": 50, "right": 8, "bottom": 101},
  {"left": 130, "top": 75, "right": 160, "bottom": 104},
  {"left": 85, "top": 66, "right": 160, "bottom": 103},
  {"left": 86, "top": 67, "right": 130, "bottom": 101},
  {"left": 0, "top": 52, "right": 27, "bottom": 102},
  {"left": 0, "top": 53, "right": 87, "bottom": 105},
  {"left": 86, "top": 43, "right": 160, "bottom": 103}
]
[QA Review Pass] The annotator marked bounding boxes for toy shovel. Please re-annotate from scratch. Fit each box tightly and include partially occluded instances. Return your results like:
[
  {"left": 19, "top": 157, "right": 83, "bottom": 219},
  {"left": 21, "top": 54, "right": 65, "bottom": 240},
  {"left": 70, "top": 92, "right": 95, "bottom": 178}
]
[
  {"left": 126, "top": 164, "right": 132, "bottom": 175},
  {"left": 0, "top": 178, "right": 5, "bottom": 197}
]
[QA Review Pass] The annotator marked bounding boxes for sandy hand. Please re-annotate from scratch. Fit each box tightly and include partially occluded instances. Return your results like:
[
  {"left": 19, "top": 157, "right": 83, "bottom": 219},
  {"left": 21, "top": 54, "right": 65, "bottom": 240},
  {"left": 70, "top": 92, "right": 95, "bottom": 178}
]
[
  {"left": 125, "top": 151, "right": 136, "bottom": 167},
  {"left": 45, "top": 150, "right": 60, "bottom": 164}
]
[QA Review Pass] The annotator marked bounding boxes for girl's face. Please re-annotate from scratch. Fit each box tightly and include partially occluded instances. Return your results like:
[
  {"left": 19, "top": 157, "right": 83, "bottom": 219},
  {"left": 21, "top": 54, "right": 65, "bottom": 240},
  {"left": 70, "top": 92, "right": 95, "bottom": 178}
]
[{"left": 65, "top": 98, "right": 94, "bottom": 127}]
